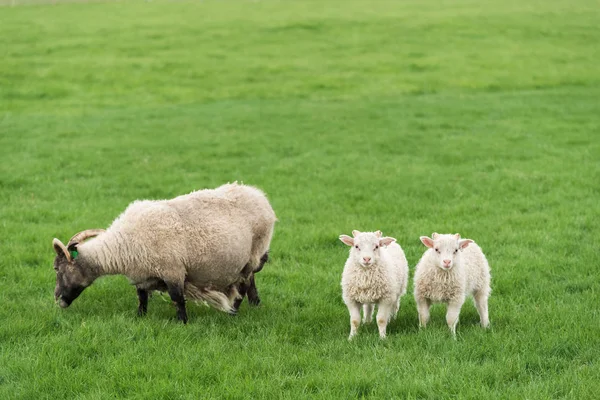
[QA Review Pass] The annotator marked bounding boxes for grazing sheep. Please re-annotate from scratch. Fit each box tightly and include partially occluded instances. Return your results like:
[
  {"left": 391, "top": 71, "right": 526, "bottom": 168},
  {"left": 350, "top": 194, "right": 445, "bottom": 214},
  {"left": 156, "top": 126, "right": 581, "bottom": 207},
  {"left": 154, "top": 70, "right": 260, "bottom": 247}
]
[
  {"left": 52, "top": 182, "right": 276, "bottom": 323},
  {"left": 413, "top": 233, "right": 491, "bottom": 337},
  {"left": 339, "top": 230, "right": 409, "bottom": 340}
]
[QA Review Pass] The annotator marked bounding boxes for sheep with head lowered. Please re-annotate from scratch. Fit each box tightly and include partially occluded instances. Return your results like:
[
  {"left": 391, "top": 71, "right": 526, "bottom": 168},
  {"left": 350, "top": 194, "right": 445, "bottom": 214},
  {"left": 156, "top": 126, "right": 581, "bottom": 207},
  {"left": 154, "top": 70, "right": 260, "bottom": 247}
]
[
  {"left": 413, "top": 233, "right": 491, "bottom": 337},
  {"left": 339, "top": 230, "right": 409, "bottom": 340},
  {"left": 51, "top": 182, "right": 276, "bottom": 323}
]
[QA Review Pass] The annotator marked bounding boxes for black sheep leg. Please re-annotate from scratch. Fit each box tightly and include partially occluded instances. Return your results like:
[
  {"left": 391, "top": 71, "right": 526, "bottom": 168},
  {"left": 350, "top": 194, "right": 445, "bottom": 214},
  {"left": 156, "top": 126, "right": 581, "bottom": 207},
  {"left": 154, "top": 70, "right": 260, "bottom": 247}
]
[
  {"left": 166, "top": 282, "right": 188, "bottom": 324},
  {"left": 233, "top": 280, "right": 249, "bottom": 312},
  {"left": 246, "top": 274, "right": 261, "bottom": 306},
  {"left": 234, "top": 251, "right": 269, "bottom": 310},
  {"left": 136, "top": 287, "right": 149, "bottom": 316},
  {"left": 247, "top": 251, "right": 268, "bottom": 306}
]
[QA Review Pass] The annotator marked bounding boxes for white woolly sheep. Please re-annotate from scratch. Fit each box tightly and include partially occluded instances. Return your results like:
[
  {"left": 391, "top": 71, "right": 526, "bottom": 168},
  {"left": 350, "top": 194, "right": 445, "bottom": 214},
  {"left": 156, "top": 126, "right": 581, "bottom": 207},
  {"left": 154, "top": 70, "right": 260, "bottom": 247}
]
[
  {"left": 339, "top": 230, "right": 409, "bottom": 339},
  {"left": 51, "top": 182, "right": 276, "bottom": 323},
  {"left": 413, "top": 233, "right": 491, "bottom": 337}
]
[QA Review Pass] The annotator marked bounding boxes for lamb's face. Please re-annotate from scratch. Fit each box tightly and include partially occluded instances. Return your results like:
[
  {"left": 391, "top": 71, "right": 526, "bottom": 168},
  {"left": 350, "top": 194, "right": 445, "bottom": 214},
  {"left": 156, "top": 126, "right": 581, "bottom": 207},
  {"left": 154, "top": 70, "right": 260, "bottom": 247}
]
[
  {"left": 420, "top": 233, "right": 472, "bottom": 271},
  {"left": 339, "top": 230, "right": 396, "bottom": 268},
  {"left": 352, "top": 233, "right": 381, "bottom": 267}
]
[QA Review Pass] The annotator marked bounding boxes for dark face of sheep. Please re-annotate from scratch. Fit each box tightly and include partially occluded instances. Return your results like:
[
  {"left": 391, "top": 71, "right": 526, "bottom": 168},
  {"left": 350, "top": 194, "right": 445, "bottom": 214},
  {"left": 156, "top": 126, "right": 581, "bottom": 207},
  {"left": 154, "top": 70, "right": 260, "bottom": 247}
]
[{"left": 52, "top": 239, "right": 90, "bottom": 308}]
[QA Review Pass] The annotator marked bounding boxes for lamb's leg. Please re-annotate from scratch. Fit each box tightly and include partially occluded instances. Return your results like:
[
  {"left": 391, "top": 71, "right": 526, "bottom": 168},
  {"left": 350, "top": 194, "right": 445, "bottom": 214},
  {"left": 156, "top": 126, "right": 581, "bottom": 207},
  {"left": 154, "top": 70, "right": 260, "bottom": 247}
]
[
  {"left": 473, "top": 291, "right": 490, "bottom": 328},
  {"left": 136, "top": 287, "right": 149, "bottom": 316},
  {"left": 376, "top": 301, "right": 394, "bottom": 339},
  {"left": 446, "top": 301, "right": 464, "bottom": 338},
  {"left": 246, "top": 274, "right": 261, "bottom": 306},
  {"left": 347, "top": 300, "right": 361, "bottom": 340},
  {"left": 166, "top": 282, "right": 188, "bottom": 324},
  {"left": 416, "top": 297, "right": 431, "bottom": 328},
  {"left": 392, "top": 295, "right": 401, "bottom": 320},
  {"left": 363, "top": 304, "right": 374, "bottom": 324}
]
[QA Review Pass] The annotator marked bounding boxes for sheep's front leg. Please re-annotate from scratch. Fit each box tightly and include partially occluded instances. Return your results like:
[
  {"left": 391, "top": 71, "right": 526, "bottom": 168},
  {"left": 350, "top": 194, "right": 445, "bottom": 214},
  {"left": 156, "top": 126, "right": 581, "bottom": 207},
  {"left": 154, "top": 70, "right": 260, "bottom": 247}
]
[
  {"left": 136, "top": 287, "right": 149, "bottom": 316},
  {"left": 416, "top": 297, "right": 431, "bottom": 328},
  {"left": 376, "top": 300, "right": 394, "bottom": 339},
  {"left": 166, "top": 282, "right": 188, "bottom": 324},
  {"left": 346, "top": 300, "right": 361, "bottom": 340},
  {"left": 446, "top": 300, "right": 464, "bottom": 338}
]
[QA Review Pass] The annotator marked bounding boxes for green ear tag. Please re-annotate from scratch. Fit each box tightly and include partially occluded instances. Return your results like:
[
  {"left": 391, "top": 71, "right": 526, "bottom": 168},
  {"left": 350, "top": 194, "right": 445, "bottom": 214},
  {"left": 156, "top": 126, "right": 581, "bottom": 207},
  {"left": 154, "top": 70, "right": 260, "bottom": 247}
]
[{"left": 70, "top": 250, "right": 78, "bottom": 259}]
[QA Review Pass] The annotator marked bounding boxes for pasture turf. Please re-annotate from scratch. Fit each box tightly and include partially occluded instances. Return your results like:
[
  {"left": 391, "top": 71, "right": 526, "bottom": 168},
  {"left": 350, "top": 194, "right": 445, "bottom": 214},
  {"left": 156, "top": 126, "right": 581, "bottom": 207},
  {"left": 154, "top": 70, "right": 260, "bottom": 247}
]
[{"left": 1, "top": 0, "right": 599, "bottom": 398}]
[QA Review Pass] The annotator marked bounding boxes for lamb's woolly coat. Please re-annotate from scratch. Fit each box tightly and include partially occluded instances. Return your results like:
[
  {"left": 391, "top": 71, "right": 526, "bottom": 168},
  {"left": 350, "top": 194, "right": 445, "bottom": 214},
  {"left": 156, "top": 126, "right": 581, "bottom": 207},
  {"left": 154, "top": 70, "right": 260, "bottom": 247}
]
[
  {"left": 342, "top": 243, "right": 408, "bottom": 306},
  {"left": 413, "top": 241, "right": 490, "bottom": 305},
  {"left": 75, "top": 183, "right": 276, "bottom": 311}
]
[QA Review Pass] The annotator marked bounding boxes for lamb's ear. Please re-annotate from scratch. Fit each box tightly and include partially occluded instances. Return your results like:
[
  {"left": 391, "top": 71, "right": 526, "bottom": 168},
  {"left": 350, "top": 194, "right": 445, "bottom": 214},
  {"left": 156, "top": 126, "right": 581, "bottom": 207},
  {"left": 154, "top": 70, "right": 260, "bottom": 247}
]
[
  {"left": 375, "top": 230, "right": 382, "bottom": 238},
  {"left": 432, "top": 232, "right": 439, "bottom": 239},
  {"left": 420, "top": 236, "right": 434, "bottom": 248},
  {"left": 53, "top": 238, "right": 71, "bottom": 261},
  {"left": 458, "top": 239, "right": 473, "bottom": 249},
  {"left": 379, "top": 237, "right": 396, "bottom": 247},
  {"left": 352, "top": 230, "right": 361, "bottom": 238},
  {"left": 339, "top": 235, "right": 354, "bottom": 247}
]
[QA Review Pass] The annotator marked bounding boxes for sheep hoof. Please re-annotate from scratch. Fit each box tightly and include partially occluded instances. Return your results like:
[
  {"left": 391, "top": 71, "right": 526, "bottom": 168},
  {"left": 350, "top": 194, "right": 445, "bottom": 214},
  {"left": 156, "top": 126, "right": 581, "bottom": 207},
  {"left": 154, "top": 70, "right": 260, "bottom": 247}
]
[{"left": 248, "top": 296, "right": 261, "bottom": 306}]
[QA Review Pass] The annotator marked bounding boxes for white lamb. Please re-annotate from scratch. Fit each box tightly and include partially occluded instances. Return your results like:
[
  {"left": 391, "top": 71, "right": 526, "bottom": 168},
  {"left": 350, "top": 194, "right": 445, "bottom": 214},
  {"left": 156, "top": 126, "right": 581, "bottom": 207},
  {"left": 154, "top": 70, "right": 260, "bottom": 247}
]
[
  {"left": 413, "top": 233, "right": 491, "bottom": 337},
  {"left": 339, "top": 230, "right": 409, "bottom": 340}
]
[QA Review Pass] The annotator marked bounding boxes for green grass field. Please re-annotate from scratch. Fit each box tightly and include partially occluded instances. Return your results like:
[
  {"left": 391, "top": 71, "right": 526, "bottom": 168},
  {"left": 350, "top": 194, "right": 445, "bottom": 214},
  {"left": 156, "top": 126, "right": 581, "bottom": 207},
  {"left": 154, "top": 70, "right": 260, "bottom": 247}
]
[{"left": 1, "top": 0, "right": 599, "bottom": 398}]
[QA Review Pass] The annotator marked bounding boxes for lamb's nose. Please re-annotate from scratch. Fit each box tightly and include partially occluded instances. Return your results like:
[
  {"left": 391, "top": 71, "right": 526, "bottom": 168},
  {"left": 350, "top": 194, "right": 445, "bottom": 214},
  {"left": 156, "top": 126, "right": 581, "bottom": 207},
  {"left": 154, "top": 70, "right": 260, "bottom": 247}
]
[
  {"left": 443, "top": 259, "right": 451, "bottom": 265},
  {"left": 363, "top": 257, "right": 371, "bottom": 263}
]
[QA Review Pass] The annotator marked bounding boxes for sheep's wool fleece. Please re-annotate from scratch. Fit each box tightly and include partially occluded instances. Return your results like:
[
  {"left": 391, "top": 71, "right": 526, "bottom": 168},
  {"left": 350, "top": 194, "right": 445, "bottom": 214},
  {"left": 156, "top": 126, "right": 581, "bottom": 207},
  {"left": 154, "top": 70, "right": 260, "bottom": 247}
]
[
  {"left": 414, "top": 242, "right": 491, "bottom": 304},
  {"left": 342, "top": 243, "right": 408, "bottom": 305},
  {"left": 77, "top": 183, "right": 276, "bottom": 290}
]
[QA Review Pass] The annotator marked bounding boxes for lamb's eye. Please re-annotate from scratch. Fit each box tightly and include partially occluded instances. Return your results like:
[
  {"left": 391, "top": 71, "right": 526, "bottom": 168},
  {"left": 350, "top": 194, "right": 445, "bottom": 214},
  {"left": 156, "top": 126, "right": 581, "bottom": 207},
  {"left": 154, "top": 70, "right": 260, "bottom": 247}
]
[
  {"left": 454, "top": 249, "right": 458, "bottom": 254},
  {"left": 374, "top": 245, "right": 379, "bottom": 250},
  {"left": 435, "top": 248, "right": 440, "bottom": 253},
  {"left": 355, "top": 245, "right": 359, "bottom": 249}
]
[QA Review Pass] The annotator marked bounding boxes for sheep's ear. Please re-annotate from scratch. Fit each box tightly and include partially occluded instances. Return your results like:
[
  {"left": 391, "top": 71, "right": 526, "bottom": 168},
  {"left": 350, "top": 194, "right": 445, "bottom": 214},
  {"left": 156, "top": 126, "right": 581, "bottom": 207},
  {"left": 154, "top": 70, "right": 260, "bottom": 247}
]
[
  {"left": 420, "top": 236, "right": 434, "bottom": 248},
  {"left": 458, "top": 239, "right": 473, "bottom": 249},
  {"left": 374, "top": 230, "right": 382, "bottom": 238},
  {"left": 339, "top": 235, "right": 354, "bottom": 247},
  {"left": 351, "top": 230, "right": 361, "bottom": 238},
  {"left": 53, "top": 238, "right": 71, "bottom": 261},
  {"left": 454, "top": 233, "right": 461, "bottom": 239},
  {"left": 379, "top": 237, "right": 396, "bottom": 247},
  {"left": 432, "top": 232, "right": 439, "bottom": 239}
]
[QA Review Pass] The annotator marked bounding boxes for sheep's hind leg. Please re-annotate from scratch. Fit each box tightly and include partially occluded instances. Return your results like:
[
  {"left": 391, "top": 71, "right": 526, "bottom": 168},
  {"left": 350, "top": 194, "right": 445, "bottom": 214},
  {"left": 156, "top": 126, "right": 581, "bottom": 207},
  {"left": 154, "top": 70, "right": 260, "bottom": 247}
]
[
  {"left": 392, "top": 295, "right": 401, "bottom": 320},
  {"left": 166, "top": 282, "right": 188, "bottom": 324},
  {"left": 247, "top": 252, "right": 268, "bottom": 306},
  {"left": 363, "top": 304, "right": 374, "bottom": 324},
  {"left": 233, "top": 280, "right": 249, "bottom": 312},
  {"left": 246, "top": 274, "right": 260, "bottom": 306},
  {"left": 136, "top": 287, "right": 149, "bottom": 316},
  {"left": 473, "top": 291, "right": 490, "bottom": 328}
]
